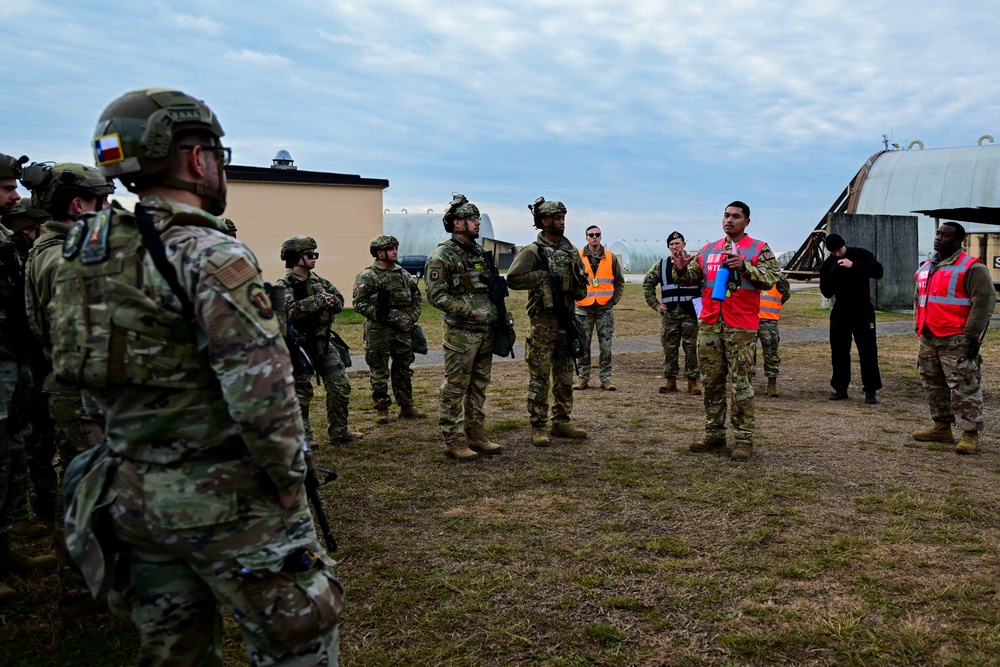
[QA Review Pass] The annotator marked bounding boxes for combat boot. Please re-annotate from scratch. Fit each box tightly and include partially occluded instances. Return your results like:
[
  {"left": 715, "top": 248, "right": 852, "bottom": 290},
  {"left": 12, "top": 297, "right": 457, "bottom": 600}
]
[
  {"left": 467, "top": 433, "right": 503, "bottom": 456},
  {"left": 531, "top": 427, "right": 551, "bottom": 447},
  {"left": 600, "top": 381, "right": 617, "bottom": 391},
  {"left": 687, "top": 378, "right": 702, "bottom": 395},
  {"left": 659, "top": 377, "right": 677, "bottom": 394},
  {"left": 955, "top": 431, "right": 979, "bottom": 455},
  {"left": 444, "top": 436, "right": 481, "bottom": 462},
  {"left": 690, "top": 434, "right": 726, "bottom": 453},
  {"left": 913, "top": 422, "right": 954, "bottom": 443},
  {"left": 766, "top": 377, "right": 779, "bottom": 397},
  {"left": 730, "top": 443, "right": 753, "bottom": 462},
  {"left": 573, "top": 379, "right": 589, "bottom": 391},
  {"left": 399, "top": 405, "right": 427, "bottom": 420},
  {"left": 0, "top": 534, "right": 57, "bottom": 574},
  {"left": 550, "top": 422, "right": 588, "bottom": 439},
  {"left": 329, "top": 431, "right": 364, "bottom": 445},
  {"left": 375, "top": 409, "right": 391, "bottom": 424},
  {"left": 10, "top": 519, "right": 48, "bottom": 539},
  {"left": 0, "top": 581, "right": 14, "bottom": 604}
]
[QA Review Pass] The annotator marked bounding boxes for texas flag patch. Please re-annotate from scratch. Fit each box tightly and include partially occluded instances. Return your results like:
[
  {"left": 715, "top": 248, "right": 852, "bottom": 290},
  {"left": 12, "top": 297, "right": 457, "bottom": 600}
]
[{"left": 94, "top": 134, "right": 124, "bottom": 164}]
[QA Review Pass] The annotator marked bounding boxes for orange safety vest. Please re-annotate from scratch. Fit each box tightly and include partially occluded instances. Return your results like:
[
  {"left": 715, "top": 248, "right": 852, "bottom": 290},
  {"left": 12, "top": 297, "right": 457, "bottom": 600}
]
[
  {"left": 698, "top": 235, "right": 766, "bottom": 330},
  {"left": 758, "top": 284, "right": 783, "bottom": 321},
  {"left": 914, "top": 251, "right": 979, "bottom": 337},
  {"left": 576, "top": 249, "right": 615, "bottom": 307}
]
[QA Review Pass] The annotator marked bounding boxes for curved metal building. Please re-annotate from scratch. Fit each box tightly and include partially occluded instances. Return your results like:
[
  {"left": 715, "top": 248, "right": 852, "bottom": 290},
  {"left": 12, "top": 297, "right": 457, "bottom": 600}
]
[
  {"left": 608, "top": 240, "right": 671, "bottom": 273},
  {"left": 383, "top": 213, "right": 496, "bottom": 257}
]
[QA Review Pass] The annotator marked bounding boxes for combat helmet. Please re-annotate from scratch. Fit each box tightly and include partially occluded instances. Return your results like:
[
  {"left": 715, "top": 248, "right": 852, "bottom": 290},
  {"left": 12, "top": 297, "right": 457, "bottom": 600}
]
[
  {"left": 281, "top": 235, "right": 318, "bottom": 266},
  {"left": 369, "top": 234, "right": 399, "bottom": 257},
  {"left": 93, "top": 88, "right": 227, "bottom": 214},
  {"left": 442, "top": 193, "right": 479, "bottom": 232},
  {"left": 20, "top": 162, "right": 114, "bottom": 215},
  {"left": 2, "top": 196, "right": 51, "bottom": 234},
  {"left": 529, "top": 197, "right": 566, "bottom": 229},
  {"left": 0, "top": 153, "right": 28, "bottom": 179}
]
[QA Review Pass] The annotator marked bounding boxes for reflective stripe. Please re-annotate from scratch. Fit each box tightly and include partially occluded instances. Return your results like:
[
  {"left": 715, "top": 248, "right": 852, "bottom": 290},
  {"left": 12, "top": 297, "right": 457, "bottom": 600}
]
[
  {"left": 927, "top": 295, "right": 972, "bottom": 305},
  {"left": 660, "top": 258, "right": 699, "bottom": 303}
]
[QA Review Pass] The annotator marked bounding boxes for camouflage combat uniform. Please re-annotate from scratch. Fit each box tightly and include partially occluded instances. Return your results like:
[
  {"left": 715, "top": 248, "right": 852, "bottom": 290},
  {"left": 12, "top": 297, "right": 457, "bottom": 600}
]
[
  {"left": 352, "top": 261, "right": 421, "bottom": 412},
  {"left": 58, "top": 197, "right": 344, "bottom": 666},
  {"left": 643, "top": 257, "right": 700, "bottom": 380},
  {"left": 507, "top": 232, "right": 588, "bottom": 428},
  {"left": 915, "top": 248, "right": 996, "bottom": 434},
  {"left": 675, "top": 238, "right": 780, "bottom": 447},
  {"left": 756, "top": 274, "right": 790, "bottom": 378},
  {"left": 575, "top": 244, "right": 624, "bottom": 384},
  {"left": 277, "top": 270, "right": 353, "bottom": 444},
  {"left": 425, "top": 235, "right": 498, "bottom": 443}
]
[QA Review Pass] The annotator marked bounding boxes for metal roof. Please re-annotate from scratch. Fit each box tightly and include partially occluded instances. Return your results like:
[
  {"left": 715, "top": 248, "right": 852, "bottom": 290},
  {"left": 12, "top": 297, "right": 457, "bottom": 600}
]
[
  {"left": 383, "top": 213, "right": 496, "bottom": 257},
  {"left": 608, "top": 240, "right": 671, "bottom": 273}
]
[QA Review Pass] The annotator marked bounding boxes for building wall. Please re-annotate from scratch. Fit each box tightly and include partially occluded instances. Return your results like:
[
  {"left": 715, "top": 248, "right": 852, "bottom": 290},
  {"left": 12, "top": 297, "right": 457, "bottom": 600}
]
[
  {"left": 827, "top": 212, "right": 919, "bottom": 311},
  {"left": 224, "top": 181, "right": 385, "bottom": 306}
]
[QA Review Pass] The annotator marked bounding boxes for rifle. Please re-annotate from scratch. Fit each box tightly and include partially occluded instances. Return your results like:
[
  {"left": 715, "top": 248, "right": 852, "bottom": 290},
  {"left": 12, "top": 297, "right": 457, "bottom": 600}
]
[
  {"left": 303, "top": 447, "right": 339, "bottom": 552},
  {"left": 539, "top": 249, "right": 586, "bottom": 366},
  {"left": 482, "top": 251, "right": 516, "bottom": 357}
]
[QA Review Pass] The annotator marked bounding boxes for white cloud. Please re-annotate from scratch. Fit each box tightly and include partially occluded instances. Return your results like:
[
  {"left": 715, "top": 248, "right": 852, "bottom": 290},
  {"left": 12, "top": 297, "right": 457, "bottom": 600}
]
[
  {"left": 224, "top": 49, "right": 292, "bottom": 67},
  {"left": 169, "top": 12, "right": 223, "bottom": 35}
]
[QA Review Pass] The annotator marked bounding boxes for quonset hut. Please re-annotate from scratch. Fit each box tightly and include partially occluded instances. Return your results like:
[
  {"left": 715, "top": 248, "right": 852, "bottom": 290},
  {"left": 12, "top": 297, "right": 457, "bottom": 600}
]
[
  {"left": 383, "top": 212, "right": 496, "bottom": 256},
  {"left": 608, "top": 240, "right": 671, "bottom": 273}
]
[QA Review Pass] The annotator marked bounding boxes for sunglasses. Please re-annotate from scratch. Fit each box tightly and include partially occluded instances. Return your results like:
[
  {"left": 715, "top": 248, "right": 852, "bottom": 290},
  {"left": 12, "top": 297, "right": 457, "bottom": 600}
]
[
  {"left": 177, "top": 144, "right": 232, "bottom": 166},
  {"left": 303, "top": 251, "right": 319, "bottom": 259},
  {"left": 587, "top": 232, "right": 601, "bottom": 237}
]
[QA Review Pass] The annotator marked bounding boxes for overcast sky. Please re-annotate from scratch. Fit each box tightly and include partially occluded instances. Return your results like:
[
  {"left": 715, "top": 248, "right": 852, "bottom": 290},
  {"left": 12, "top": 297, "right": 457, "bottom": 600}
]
[{"left": 3, "top": 1, "right": 997, "bottom": 251}]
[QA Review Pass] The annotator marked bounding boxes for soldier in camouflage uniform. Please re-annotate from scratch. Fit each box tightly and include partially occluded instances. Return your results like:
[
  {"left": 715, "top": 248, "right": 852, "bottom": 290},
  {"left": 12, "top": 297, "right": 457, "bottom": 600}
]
[
  {"left": 756, "top": 273, "right": 790, "bottom": 397},
  {"left": 277, "top": 236, "right": 361, "bottom": 447},
  {"left": 55, "top": 88, "right": 343, "bottom": 665},
  {"left": 673, "top": 201, "right": 780, "bottom": 462},
  {"left": 912, "top": 222, "right": 996, "bottom": 454},
  {"left": 425, "top": 194, "right": 503, "bottom": 461},
  {"left": 0, "top": 153, "right": 57, "bottom": 605},
  {"left": 573, "top": 225, "right": 624, "bottom": 391},
  {"left": 353, "top": 234, "right": 426, "bottom": 424},
  {"left": 507, "top": 198, "right": 590, "bottom": 447},
  {"left": 643, "top": 231, "right": 701, "bottom": 395}
]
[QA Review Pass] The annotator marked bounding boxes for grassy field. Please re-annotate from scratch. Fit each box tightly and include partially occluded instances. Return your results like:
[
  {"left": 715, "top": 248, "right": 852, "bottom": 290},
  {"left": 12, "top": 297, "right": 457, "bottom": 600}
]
[{"left": 6, "top": 289, "right": 1000, "bottom": 666}]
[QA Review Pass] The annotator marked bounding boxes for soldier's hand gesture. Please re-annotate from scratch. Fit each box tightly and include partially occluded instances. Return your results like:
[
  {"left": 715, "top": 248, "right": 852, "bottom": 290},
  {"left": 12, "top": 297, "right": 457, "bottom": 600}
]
[{"left": 672, "top": 249, "right": 691, "bottom": 271}]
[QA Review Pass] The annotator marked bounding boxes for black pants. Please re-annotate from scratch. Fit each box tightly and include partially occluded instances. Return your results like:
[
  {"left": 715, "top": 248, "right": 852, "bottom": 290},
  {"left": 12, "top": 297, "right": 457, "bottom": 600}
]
[{"left": 829, "top": 303, "right": 882, "bottom": 393}]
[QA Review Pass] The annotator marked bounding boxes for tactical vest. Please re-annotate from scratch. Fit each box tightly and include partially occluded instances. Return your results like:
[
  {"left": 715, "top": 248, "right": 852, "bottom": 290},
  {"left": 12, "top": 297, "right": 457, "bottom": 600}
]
[
  {"left": 659, "top": 257, "right": 700, "bottom": 306},
  {"left": 758, "top": 284, "right": 784, "bottom": 321},
  {"left": 439, "top": 242, "right": 492, "bottom": 296},
  {"left": 698, "top": 235, "right": 766, "bottom": 329},
  {"left": 576, "top": 249, "right": 614, "bottom": 307},
  {"left": 915, "top": 251, "right": 979, "bottom": 337},
  {"left": 49, "top": 206, "right": 216, "bottom": 390}
]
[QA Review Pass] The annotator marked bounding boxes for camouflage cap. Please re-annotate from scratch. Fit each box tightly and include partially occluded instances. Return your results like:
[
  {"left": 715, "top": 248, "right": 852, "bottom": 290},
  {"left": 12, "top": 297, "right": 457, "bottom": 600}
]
[
  {"left": 2, "top": 196, "right": 51, "bottom": 233},
  {"left": 21, "top": 162, "right": 115, "bottom": 213},
  {"left": 0, "top": 153, "right": 29, "bottom": 180},
  {"left": 370, "top": 234, "right": 399, "bottom": 256},
  {"left": 280, "top": 235, "right": 318, "bottom": 260}
]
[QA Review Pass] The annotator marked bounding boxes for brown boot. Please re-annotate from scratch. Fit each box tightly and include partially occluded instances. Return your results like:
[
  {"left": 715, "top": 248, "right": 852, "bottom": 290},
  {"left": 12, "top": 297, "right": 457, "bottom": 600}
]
[
  {"left": 467, "top": 433, "right": 503, "bottom": 456},
  {"left": 913, "top": 422, "right": 954, "bottom": 443},
  {"left": 687, "top": 378, "right": 702, "bottom": 395},
  {"left": 399, "top": 404, "right": 427, "bottom": 420},
  {"left": 550, "top": 422, "right": 588, "bottom": 439},
  {"left": 531, "top": 427, "right": 551, "bottom": 447},
  {"left": 766, "top": 377, "right": 779, "bottom": 397},
  {"left": 10, "top": 520, "right": 49, "bottom": 539},
  {"left": 659, "top": 377, "right": 677, "bottom": 394},
  {"left": 730, "top": 443, "right": 754, "bottom": 462},
  {"left": 573, "top": 379, "right": 589, "bottom": 391},
  {"left": 600, "top": 381, "right": 617, "bottom": 391},
  {"left": 690, "top": 434, "right": 726, "bottom": 453},
  {"left": 955, "top": 431, "right": 979, "bottom": 455},
  {"left": 0, "top": 534, "right": 57, "bottom": 574},
  {"left": 329, "top": 431, "right": 364, "bottom": 445},
  {"left": 444, "top": 437, "right": 481, "bottom": 462},
  {"left": 375, "top": 409, "right": 391, "bottom": 425}
]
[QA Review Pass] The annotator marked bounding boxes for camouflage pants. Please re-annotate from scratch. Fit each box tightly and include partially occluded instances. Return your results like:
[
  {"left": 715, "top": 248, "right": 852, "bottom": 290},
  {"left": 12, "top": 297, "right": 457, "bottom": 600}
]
[
  {"left": 575, "top": 308, "right": 614, "bottom": 383},
  {"left": 698, "top": 323, "right": 757, "bottom": 444},
  {"left": 661, "top": 308, "right": 699, "bottom": 379},
  {"left": 364, "top": 324, "right": 415, "bottom": 411},
  {"left": 0, "top": 359, "right": 33, "bottom": 536},
  {"left": 439, "top": 326, "right": 493, "bottom": 438},
  {"left": 756, "top": 320, "right": 781, "bottom": 378},
  {"left": 107, "top": 458, "right": 343, "bottom": 667},
  {"left": 526, "top": 321, "right": 575, "bottom": 427},
  {"left": 295, "top": 346, "right": 352, "bottom": 443},
  {"left": 918, "top": 333, "right": 984, "bottom": 433},
  {"left": 22, "top": 364, "right": 57, "bottom": 521}
]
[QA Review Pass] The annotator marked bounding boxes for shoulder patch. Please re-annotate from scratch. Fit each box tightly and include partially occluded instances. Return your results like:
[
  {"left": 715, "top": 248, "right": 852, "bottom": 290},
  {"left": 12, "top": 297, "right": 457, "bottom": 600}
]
[
  {"left": 215, "top": 256, "right": 257, "bottom": 289},
  {"left": 62, "top": 219, "right": 87, "bottom": 260},
  {"left": 246, "top": 282, "right": 274, "bottom": 319},
  {"left": 429, "top": 268, "right": 440, "bottom": 281},
  {"left": 80, "top": 210, "right": 113, "bottom": 265}
]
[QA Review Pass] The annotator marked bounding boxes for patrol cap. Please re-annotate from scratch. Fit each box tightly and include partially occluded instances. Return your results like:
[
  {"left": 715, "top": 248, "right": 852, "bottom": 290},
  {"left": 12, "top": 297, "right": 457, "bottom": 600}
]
[
  {"left": 667, "top": 231, "right": 684, "bottom": 243},
  {"left": 0, "top": 153, "right": 29, "bottom": 180}
]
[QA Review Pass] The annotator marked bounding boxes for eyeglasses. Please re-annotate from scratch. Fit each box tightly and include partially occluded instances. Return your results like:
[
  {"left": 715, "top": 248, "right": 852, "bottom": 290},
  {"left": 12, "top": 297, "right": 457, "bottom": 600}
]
[
  {"left": 178, "top": 144, "right": 232, "bottom": 166},
  {"left": 303, "top": 251, "right": 319, "bottom": 259},
  {"left": 587, "top": 232, "right": 602, "bottom": 238},
  {"left": 464, "top": 215, "right": 481, "bottom": 222}
]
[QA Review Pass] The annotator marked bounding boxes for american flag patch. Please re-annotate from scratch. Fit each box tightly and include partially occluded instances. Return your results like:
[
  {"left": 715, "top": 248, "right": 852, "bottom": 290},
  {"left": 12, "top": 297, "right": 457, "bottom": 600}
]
[{"left": 94, "top": 134, "right": 124, "bottom": 164}]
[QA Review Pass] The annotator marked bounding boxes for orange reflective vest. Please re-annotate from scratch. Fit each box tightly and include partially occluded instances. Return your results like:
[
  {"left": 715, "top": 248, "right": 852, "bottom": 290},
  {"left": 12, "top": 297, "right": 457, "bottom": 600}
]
[
  {"left": 758, "top": 285, "right": 783, "bottom": 321},
  {"left": 915, "top": 251, "right": 979, "bottom": 337},
  {"left": 576, "top": 249, "right": 615, "bottom": 307},
  {"left": 698, "top": 235, "right": 766, "bottom": 330}
]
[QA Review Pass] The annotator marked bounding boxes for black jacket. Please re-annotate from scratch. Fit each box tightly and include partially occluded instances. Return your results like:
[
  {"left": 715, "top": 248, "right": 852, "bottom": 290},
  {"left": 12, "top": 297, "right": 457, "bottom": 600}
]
[{"left": 819, "top": 247, "right": 883, "bottom": 307}]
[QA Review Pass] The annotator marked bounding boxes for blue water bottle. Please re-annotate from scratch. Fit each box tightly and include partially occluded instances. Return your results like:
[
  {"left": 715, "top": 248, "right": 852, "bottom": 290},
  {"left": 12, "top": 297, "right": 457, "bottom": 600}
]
[{"left": 711, "top": 240, "right": 733, "bottom": 301}]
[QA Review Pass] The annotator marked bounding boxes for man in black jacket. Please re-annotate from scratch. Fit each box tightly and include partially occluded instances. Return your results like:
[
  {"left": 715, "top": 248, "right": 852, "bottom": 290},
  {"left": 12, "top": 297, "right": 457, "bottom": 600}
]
[{"left": 819, "top": 234, "right": 884, "bottom": 403}]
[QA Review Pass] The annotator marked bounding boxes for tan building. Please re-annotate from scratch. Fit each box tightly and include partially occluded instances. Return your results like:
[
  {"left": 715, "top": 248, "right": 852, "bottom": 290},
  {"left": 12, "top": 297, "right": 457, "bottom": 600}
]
[{"left": 224, "top": 164, "right": 389, "bottom": 306}]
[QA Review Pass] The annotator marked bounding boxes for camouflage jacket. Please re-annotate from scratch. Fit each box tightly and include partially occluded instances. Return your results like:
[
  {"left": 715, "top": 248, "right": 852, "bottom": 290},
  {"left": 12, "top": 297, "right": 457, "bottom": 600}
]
[
  {"left": 54, "top": 196, "right": 306, "bottom": 492},
  {"left": 506, "top": 232, "right": 588, "bottom": 321},
  {"left": 352, "top": 261, "right": 421, "bottom": 332},
  {"left": 276, "top": 269, "right": 344, "bottom": 356},
  {"left": 25, "top": 219, "right": 73, "bottom": 352},
  {"left": 0, "top": 224, "right": 19, "bottom": 359},
  {"left": 425, "top": 235, "right": 498, "bottom": 332}
]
